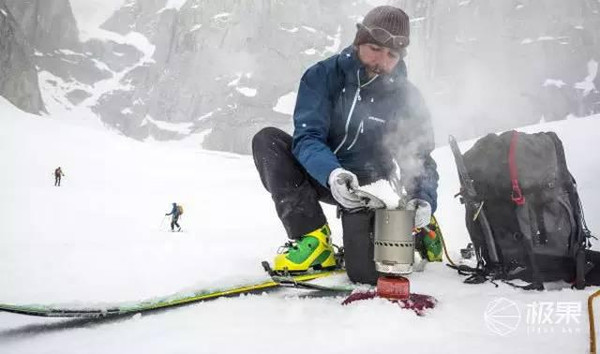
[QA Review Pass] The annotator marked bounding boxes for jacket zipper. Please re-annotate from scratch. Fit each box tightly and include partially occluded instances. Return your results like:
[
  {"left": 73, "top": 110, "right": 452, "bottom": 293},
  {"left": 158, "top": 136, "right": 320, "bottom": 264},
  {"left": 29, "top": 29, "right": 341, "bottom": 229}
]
[
  {"left": 333, "top": 69, "right": 378, "bottom": 154},
  {"left": 346, "top": 120, "right": 364, "bottom": 150}
]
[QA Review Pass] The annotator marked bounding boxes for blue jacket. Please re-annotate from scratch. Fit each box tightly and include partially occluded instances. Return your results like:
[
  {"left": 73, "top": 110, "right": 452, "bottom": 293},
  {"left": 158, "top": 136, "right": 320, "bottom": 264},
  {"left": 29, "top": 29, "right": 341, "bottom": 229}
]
[
  {"left": 291, "top": 46, "right": 438, "bottom": 212},
  {"left": 167, "top": 204, "right": 180, "bottom": 218}
]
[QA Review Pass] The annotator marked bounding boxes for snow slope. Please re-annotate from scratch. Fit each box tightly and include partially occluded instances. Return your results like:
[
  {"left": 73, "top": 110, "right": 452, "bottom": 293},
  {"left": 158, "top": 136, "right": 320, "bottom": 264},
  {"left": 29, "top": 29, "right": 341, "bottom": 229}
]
[
  {"left": 70, "top": 0, "right": 127, "bottom": 35},
  {"left": 1, "top": 96, "right": 599, "bottom": 353}
]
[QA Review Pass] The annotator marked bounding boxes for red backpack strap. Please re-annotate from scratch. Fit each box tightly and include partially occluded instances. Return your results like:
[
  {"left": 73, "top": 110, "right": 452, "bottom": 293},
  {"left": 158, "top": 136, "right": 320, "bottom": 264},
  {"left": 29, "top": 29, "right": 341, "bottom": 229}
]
[{"left": 509, "top": 131, "right": 525, "bottom": 206}]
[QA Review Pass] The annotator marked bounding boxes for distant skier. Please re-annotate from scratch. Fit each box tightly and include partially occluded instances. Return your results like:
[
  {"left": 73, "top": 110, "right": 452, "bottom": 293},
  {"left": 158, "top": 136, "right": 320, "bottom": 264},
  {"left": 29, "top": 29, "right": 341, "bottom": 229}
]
[
  {"left": 165, "top": 202, "right": 182, "bottom": 232},
  {"left": 54, "top": 167, "right": 65, "bottom": 186}
]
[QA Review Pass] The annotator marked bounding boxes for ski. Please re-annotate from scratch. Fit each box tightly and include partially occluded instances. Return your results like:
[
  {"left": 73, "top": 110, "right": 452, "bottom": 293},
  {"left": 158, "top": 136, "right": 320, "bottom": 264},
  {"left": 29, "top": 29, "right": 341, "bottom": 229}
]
[
  {"left": 0, "top": 269, "right": 344, "bottom": 318},
  {"left": 261, "top": 260, "right": 354, "bottom": 292},
  {"left": 271, "top": 273, "right": 355, "bottom": 293}
]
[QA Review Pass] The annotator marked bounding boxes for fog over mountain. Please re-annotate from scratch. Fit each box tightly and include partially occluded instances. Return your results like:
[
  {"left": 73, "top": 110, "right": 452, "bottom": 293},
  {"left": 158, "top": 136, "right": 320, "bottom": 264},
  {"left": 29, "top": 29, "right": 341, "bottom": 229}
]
[{"left": 1, "top": 0, "right": 598, "bottom": 153}]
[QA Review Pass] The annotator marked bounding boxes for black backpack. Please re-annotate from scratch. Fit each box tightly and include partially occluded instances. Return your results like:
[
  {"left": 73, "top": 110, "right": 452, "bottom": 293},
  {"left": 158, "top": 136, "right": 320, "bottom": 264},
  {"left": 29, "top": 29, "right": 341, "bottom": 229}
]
[{"left": 449, "top": 131, "right": 593, "bottom": 289}]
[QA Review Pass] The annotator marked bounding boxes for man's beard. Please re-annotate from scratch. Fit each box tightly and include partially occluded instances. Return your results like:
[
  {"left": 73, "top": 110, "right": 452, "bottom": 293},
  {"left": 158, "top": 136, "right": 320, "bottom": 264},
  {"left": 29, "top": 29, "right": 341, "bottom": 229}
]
[
  {"left": 366, "top": 64, "right": 382, "bottom": 74},
  {"left": 365, "top": 64, "right": 390, "bottom": 77}
]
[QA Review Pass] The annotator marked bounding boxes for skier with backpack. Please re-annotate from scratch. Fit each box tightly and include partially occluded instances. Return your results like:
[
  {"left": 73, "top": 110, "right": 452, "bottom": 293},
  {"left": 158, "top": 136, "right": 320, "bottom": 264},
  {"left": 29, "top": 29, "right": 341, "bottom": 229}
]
[
  {"left": 252, "top": 6, "right": 439, "bottom": 285},
  {"left": 165, "top": 203, "right": 183, "bottom": 232},
  {"left": 54, "top": 167, "right": 65, "bottom": 186}
]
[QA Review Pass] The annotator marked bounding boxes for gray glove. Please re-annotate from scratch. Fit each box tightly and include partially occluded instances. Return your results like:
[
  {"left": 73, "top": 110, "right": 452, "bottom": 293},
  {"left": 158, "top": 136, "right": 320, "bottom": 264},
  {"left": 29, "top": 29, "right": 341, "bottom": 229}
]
[
  {"left": 328, "top": 168, "right": 363, "bottom": 209},
  {"left": 406, "top": 198, "right": 432, "bottom": 229}
]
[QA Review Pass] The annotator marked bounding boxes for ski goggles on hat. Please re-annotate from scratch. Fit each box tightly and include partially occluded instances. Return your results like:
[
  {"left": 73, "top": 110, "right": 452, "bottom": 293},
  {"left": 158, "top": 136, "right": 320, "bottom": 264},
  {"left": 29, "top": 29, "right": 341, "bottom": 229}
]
[{"left": 357, "top": 23, "right": 409, "bottom": 48}]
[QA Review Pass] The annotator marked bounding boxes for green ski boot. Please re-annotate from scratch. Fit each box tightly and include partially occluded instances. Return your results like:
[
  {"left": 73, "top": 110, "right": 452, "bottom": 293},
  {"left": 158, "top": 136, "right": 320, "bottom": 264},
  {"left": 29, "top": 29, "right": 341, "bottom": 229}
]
[{"left": 273, "top": 224, "right": 337, "bottom": 273}]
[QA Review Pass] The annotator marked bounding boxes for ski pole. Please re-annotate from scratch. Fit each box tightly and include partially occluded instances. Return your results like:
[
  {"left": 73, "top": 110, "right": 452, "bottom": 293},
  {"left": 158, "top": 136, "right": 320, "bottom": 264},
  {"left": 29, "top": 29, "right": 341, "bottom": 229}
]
[{"left": 159, "top": 215, "right": 167, "bottom": 230}]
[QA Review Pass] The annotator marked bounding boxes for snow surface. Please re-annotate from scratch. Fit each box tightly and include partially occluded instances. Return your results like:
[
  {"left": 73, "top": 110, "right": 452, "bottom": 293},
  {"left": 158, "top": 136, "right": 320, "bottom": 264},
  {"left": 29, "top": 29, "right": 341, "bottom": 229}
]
[
  {"left": 213, "top": 12, "right": 231, "bottom": 19},
  {"left": 544, "top": 79, "right": 566, "bottom": 88},
  {"left": 159, "top": 0, "right": 188, "bottom": 12},
  {"left": 236, "top": 87, "right": 257, "bottom": 97},
  {"left": 325, "top": 26, "right": 342, "bottom": 54},
  {"left": 273, "top": 91, "right": 297, "bottom": 115},
  {"left": 280, "top": 26, "right": 299, "bottom": 33},
  {"left": 300, "top": 27, "right": 341, "bottom": 57},
  {"left": 141, "top": 115, "right": 194, "bottom": 134},
  {"left": 575, "top": 60, "right": 598, "bottom": 96},
  {"left": 70, "top": 0, "right": 126, "bottom": 33},
  {"left": 1, "top": 96, "right": 600, "bottom": 353},
  {"left": 190, "top": 24, "right": 202, "bottom": 32}
]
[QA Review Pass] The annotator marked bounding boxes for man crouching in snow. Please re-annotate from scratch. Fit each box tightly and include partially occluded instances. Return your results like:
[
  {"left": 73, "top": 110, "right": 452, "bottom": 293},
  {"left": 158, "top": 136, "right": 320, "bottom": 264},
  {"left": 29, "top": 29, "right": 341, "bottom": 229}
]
[{"left": 251, "top": 5, "right": 439, "bottom": 285}]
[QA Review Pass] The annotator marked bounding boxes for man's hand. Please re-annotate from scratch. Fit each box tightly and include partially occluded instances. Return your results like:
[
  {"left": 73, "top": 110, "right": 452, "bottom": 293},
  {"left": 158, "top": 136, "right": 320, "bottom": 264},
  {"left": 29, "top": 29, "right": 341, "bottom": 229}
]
[
  {"left": 406, "top": 198, "right": 432, "bottom": 228},
  {"left": 328, "top": 168, "right": 363, "bottom": 209}
]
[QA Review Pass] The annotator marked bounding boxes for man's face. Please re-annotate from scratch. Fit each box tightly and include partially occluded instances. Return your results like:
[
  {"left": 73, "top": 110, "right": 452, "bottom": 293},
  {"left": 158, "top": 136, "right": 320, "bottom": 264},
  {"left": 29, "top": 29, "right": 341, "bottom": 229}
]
[{"left": 357, "top": 43, "right": 402, "bottom": 77}]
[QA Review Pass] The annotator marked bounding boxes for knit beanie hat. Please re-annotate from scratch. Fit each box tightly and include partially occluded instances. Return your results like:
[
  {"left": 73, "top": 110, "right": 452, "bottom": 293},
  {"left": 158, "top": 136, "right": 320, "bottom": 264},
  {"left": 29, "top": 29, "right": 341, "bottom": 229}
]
[{"left": 354, "top": 6, "right": 410, "bottom": 50}]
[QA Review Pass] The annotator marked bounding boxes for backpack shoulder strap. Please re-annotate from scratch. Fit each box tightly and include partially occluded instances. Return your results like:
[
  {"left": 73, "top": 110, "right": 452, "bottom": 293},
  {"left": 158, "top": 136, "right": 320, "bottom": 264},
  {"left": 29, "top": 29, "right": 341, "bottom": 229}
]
[{"left": 546, "top": 132, "right": 588, "bottom": 289}]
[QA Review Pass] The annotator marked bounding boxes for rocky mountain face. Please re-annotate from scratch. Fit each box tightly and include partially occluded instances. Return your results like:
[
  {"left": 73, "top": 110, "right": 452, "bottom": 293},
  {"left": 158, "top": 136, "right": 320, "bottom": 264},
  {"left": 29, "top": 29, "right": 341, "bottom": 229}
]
[
  {"left": 0, "top": 0, "right": 44, "bottom": 114},
  {"left": 4, "top": 0, "right": 147, "bottom": 116},
  {"left": 7, "top": 0, "right": 79, "bottom": 51},
  {"left": 95, "top": 0, "right": 371, "bottom": 151},
  {"left": 1, "top": 0, "right": 599, "bottom": 153}
]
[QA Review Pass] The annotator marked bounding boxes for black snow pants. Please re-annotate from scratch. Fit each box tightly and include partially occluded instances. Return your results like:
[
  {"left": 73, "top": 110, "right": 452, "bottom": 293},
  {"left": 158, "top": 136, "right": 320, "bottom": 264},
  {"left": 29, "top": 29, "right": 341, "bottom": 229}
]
[
  {"left": 252, "top": 127, "right": 378, "bottom": 284},
  {"left": 171, "top": 216, "right": 180, "bottom": 231}
]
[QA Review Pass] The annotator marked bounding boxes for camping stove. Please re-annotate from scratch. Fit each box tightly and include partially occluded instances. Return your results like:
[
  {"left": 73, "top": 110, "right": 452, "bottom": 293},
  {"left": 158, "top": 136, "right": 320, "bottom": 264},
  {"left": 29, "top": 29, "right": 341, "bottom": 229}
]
[{"left": 373, "top": 209, "right": 415, "bottom": 299}]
